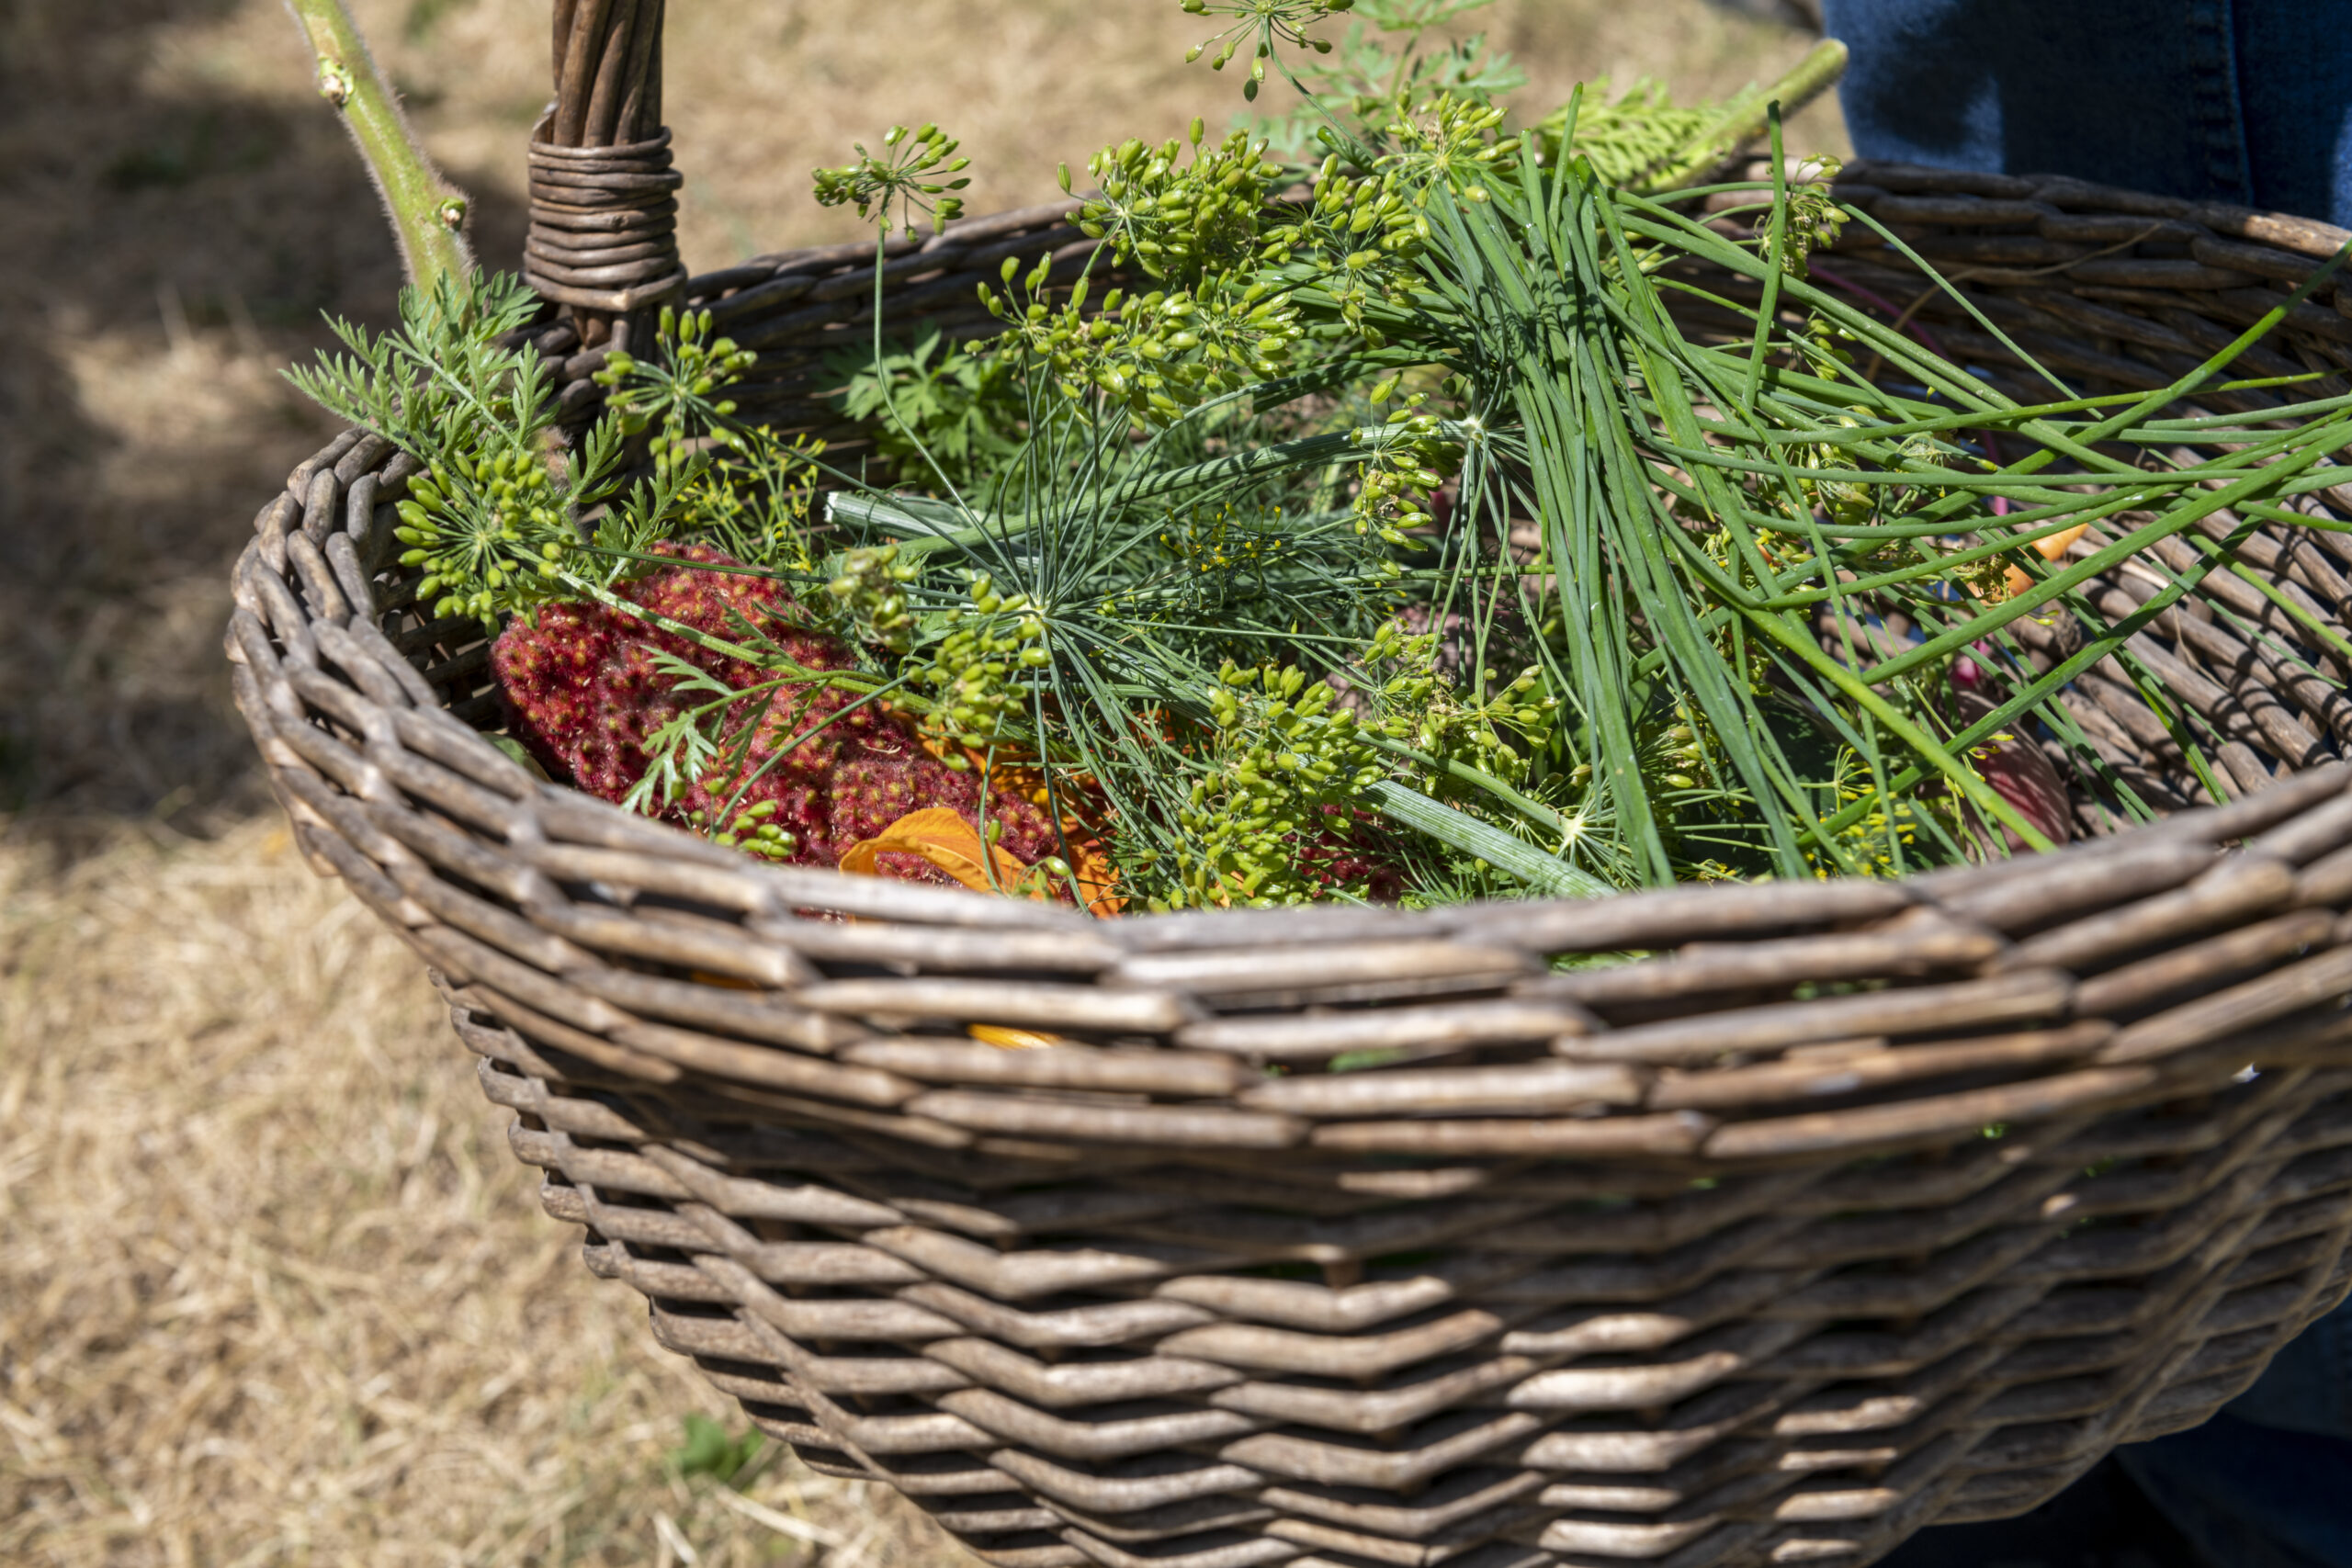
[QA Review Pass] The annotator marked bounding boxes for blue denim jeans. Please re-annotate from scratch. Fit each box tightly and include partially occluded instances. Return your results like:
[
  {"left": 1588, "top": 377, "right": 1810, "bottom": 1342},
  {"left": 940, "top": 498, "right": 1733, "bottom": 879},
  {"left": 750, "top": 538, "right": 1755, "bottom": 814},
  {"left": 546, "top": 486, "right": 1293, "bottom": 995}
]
[
  {"left": 2110, "top": 1298, "right": 2352, "bottom": 1567},
  {"left": 1818, "top": 0, "right": 2352, "bottom": 226},
  {"left": 1824, "top": 7, "right": 2352, "bottom": 1558}
]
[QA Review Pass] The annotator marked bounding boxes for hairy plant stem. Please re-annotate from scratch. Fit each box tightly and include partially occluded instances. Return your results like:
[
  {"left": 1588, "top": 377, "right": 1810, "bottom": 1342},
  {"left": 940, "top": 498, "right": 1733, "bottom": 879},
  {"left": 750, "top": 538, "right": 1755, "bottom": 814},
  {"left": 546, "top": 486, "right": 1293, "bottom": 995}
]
[
  {"left": 1645, "top": 38, "right": 1849, "bottom": 193},
  {"left": 282, "top": 0, "right": 473, "bottom": 288}
]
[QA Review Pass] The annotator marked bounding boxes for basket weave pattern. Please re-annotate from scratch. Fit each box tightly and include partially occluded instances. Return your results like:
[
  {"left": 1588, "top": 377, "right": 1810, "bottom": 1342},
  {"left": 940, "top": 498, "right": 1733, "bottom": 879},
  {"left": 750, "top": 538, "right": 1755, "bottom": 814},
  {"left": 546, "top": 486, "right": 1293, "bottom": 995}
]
[{"left": 228, "top": 165, "right": 2352, "bottom": 1568}]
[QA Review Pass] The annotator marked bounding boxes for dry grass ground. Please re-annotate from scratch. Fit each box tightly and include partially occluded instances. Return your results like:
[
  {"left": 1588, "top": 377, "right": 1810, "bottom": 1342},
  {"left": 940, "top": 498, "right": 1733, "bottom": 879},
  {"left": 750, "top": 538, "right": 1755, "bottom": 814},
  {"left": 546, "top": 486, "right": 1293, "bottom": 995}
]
[
  {"left": 1, "top": 815, "right": 925, "bottom": 1567},
  {"left": 0, "top": 1, "right": 1838, "bottom": 1562}
]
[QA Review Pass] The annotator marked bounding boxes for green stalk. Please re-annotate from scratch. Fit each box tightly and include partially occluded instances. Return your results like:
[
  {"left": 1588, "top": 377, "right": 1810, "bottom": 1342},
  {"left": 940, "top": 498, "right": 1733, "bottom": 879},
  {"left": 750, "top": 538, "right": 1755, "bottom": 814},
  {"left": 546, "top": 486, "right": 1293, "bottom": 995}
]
[
  {"left": 1642, "top": 39, "right": 1849, "bottom": 193},
  {"left": 2186, "top": 531, "right": 2352, "bottom": 662},
  {"left": 1736, "top": 107, "right": 1792, "bottom": 414},
  {"left": 1738, "top": 599, "right": 2058, "bottom": 852},
  {"left": 1365, "top": 781, "right": 1614, "bottom": 898},
  {"left": 1808, "top": 522, "right": 2256, "bottom": 841},
  {"left": 284, "top": 0, "right": 472, "bottom": 289},
  {"left": 1853, "top": 427, "right": 2339, "bottom": 687}
]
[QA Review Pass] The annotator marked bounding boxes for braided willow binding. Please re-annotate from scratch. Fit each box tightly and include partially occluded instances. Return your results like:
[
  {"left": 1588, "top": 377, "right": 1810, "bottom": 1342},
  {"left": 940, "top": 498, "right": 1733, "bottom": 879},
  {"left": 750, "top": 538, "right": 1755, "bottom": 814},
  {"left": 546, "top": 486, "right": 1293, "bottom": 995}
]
[
  {"left": 526, "top": 0, "right": 685, "bottom": 322},
  {"left": 229, "top": 164, "right": 2352, "bottom": 1568}
]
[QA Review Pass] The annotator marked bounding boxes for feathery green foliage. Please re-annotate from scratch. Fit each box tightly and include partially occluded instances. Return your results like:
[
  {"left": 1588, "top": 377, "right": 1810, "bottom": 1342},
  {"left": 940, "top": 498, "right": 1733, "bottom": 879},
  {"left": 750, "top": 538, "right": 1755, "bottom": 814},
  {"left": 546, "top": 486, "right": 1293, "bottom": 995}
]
[
  {"left": 284, "top": 271, "right": 622, "bottom": 626},
  {"left": 826, "top": 330, "right": 1025, "bottom": 493},
  {"left": 1249, "top": 0, "right": 1524, "bottom": 159}
]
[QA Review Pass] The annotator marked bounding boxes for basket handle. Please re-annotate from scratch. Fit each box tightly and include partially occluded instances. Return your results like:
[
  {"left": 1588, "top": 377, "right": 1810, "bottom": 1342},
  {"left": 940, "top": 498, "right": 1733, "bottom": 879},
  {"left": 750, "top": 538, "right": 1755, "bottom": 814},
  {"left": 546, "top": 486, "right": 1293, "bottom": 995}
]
[{"left": 525, "top": 0, "right": 686, "bottom": 340}]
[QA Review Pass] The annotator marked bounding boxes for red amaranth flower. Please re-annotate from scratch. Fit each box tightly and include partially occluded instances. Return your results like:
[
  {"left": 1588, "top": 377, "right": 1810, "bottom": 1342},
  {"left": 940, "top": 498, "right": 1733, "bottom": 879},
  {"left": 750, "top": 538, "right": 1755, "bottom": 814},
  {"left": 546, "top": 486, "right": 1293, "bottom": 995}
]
[{"left": 492, "top": 544, "right": 1065, "bottom": 886}]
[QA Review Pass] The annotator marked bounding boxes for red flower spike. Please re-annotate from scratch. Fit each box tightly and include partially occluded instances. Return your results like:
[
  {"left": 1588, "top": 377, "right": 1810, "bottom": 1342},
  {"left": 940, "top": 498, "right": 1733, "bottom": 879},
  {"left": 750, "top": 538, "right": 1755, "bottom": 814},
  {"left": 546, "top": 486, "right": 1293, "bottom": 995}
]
[{"left": 492, "top": 545, "right": 1078, "bottom": 897}]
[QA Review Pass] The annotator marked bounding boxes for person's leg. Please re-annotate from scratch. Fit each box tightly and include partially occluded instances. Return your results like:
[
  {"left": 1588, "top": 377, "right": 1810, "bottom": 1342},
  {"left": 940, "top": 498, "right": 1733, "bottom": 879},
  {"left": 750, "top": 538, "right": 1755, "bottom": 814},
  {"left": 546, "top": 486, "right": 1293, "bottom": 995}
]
[
  {"left": 1818, "top": 0, "right": 2253, "bottom": 201},
  {"left": 2099, "top": 1295, "right": 2352, "bottom": 1566},
  {"left": 2227, "top": 0, "right": 2352, "bottom": 225},
  {"left": 1821, "top": 0, "right": 2352, "bottom": 221},
  {"left": 2224, "top": 1292, "right": 2352, "bottom": 1439},
  {"left": 2114, "top": 1410, "right": 2352, "bottom": 1567}
]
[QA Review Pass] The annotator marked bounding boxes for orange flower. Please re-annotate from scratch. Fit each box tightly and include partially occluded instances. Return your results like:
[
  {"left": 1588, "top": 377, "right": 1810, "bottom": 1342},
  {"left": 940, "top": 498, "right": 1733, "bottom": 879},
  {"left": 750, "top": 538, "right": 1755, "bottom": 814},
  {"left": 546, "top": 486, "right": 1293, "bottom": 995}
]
[
  {"left": 837, "top": 807, "right": 1034, "bottom": 893},
  {"left": 966, "top": 1024, "right": 1069, "bottom": 1050},
  {"left": 899, "top": 729, "right": 1125, "bottom": 917},
  {"left": 837, "top": 802, "right": 1125, "bottom": 917},
  {"left": 2000, "top": 521, "right": 2091, "bottom": 597}
]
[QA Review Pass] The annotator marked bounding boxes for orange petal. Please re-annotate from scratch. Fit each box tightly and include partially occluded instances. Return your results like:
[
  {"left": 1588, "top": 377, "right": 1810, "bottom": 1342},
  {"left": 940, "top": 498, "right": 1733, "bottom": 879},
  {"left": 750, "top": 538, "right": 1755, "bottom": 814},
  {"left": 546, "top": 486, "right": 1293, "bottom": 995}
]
[
  {"left": 901, "top": 736, "right": 1128, "bottom": 917},
  {"left": 967, "top": 1023, "right": 1070, "bottom": 1050},
  {"left": 2002, "top": 521, "right": 2095, "bottom": 597},
  {"left": 2034, "top": 521, "right": 2093, "bottom": 562},
  {"left": 1064, "top": 836, "right": 1125, "bottom": 918},
  {"left": 838, "top": 807, "right": 1034, "bottom": 897}
]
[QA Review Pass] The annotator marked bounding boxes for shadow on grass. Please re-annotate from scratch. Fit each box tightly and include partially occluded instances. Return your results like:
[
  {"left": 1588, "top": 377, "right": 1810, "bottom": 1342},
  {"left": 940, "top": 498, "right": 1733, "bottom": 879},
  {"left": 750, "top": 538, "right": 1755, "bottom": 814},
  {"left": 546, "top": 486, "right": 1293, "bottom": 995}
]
[{"left": 0, "top": 0, "right": 523, "bottom": 841}]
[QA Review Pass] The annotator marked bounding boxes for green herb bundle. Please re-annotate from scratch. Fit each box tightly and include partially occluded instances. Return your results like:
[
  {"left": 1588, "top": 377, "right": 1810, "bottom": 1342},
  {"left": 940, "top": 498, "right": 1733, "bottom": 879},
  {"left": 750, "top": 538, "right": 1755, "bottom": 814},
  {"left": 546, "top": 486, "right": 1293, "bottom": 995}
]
[{"left": 292, "top": 0, "right": 2352, "bottom": 915}]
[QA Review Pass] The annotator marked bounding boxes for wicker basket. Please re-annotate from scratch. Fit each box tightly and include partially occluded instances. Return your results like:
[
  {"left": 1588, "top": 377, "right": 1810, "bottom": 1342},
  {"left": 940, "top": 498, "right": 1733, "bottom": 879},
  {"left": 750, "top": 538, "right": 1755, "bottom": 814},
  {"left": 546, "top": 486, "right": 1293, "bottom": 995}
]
[{"left": 231, "top": 8, "right": 2352, "bottom": 1566}]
